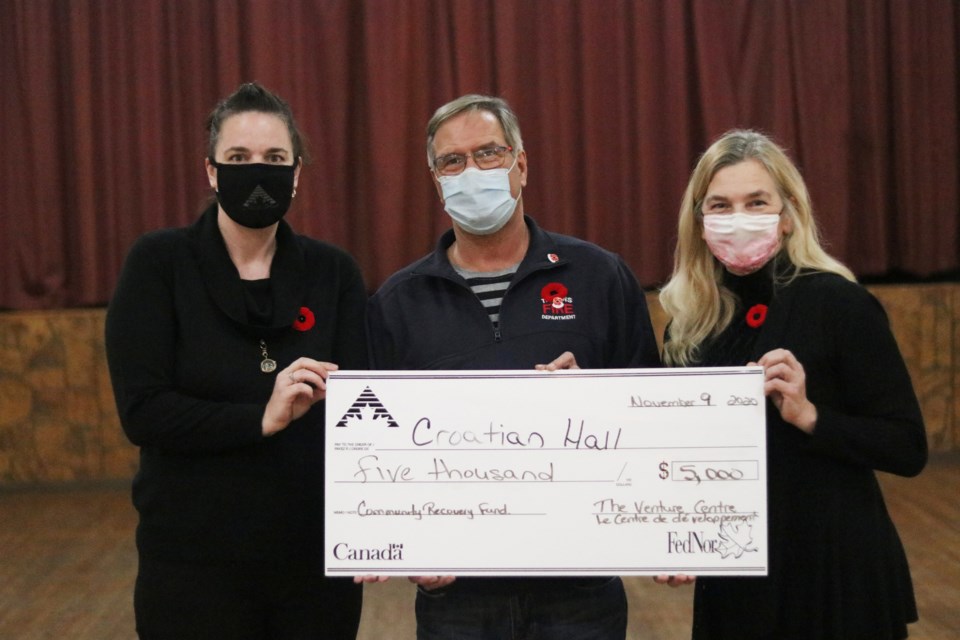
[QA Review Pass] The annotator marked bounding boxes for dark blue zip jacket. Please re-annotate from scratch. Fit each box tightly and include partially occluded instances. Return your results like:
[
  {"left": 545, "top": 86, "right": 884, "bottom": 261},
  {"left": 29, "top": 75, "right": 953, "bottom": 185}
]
[{"left": 368, "top": 216, "right": 660, "bottom": 371}]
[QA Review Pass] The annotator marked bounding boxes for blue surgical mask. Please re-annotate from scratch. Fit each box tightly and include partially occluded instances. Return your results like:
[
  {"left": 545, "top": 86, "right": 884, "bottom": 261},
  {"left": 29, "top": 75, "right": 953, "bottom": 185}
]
[{"left": 437, "top": 158, "right": 520, "bottom": 235}]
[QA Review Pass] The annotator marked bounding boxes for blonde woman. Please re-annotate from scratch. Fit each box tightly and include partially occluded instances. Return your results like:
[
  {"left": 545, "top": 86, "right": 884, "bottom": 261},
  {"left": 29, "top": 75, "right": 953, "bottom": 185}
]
[{"left": 658, "top": 129, "right": 926, "bottom": 639}]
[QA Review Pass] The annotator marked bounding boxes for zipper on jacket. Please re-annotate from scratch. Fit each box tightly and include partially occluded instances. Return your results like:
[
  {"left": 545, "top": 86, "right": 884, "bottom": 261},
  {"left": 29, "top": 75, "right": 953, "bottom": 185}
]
[
  {"left": 440, "top": 258, "right": 558, "bottom": 345},
  {"left": 489, "top": 260, "right": 561, "bottom": 344}
]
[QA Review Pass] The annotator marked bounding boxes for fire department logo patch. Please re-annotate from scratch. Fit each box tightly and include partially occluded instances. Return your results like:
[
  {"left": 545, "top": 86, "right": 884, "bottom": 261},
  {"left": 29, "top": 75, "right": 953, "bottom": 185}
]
[{"left": 540, "top": 282, "right": 576, "bottom": 320}]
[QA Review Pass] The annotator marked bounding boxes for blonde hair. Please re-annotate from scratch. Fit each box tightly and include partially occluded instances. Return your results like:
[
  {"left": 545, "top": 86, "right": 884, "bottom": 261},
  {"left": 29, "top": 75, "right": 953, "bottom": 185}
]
[{"left": 659, "top": 129, "right": 855, "bottom": 366}]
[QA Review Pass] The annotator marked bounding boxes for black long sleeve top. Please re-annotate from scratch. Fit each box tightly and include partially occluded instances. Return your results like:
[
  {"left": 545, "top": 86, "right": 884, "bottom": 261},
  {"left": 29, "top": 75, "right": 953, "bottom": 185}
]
[
  {"left": 681, "top": 266, "right": 927, "bottom": 640},
  {"left": 105, "top": 206, "right": 367, "bottom": 571}
]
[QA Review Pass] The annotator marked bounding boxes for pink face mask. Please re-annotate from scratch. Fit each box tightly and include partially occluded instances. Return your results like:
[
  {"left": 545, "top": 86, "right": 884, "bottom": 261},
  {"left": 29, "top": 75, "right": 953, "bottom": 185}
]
[{"left": 702, "top": 212, "right": 782, "bottom": 275}]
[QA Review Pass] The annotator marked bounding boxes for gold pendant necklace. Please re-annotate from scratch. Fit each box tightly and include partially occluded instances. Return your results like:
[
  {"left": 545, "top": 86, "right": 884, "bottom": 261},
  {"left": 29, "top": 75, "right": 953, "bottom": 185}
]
[{"left": 259, "top": 339, "right": 277, "bottom": 373}]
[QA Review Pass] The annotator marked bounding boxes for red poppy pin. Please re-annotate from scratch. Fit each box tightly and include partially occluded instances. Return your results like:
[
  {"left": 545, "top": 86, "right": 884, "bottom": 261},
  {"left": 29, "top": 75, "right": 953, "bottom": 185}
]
[
  {"left": 293, "top": 306, "right": 316, "bottom": 331},
  {"left": 745, "top": 304, "right": 768, "bottom": 328},
  {"left": 541, "top": 282, "right": 568, "bottom": 303}
]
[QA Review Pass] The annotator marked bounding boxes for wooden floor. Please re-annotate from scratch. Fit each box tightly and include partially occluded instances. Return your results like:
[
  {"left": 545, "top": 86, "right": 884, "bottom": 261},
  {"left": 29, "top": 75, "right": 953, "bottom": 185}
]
[{"left": 1, "top": 455, "right": 958, "bottom": 639}]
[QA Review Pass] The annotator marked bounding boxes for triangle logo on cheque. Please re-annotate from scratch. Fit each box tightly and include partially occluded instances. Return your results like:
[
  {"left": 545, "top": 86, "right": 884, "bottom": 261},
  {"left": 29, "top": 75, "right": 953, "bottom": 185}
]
[{"left": 335, "top": 386, "right": 399, "bottom": 428}]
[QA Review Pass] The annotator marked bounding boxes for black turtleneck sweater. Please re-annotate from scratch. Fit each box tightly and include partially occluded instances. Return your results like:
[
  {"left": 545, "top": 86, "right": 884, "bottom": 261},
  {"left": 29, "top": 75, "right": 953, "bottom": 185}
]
[
  {"left": 670, "top": 263, "right": 927, "bottom": 640},
  {"left": 695, "top": 263, "right": 776, "bottom": 367}
]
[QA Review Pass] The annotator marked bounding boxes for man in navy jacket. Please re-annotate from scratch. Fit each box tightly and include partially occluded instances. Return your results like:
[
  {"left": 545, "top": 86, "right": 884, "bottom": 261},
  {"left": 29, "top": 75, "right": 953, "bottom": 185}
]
[{"left": 365, "top": 94, "right": 660, "bottom": 640}]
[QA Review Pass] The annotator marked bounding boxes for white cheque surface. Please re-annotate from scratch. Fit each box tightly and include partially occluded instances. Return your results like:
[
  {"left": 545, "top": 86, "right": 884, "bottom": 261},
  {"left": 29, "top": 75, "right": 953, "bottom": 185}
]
[{"left": 325, "top": 368, "right": 767, "bottom": 577}]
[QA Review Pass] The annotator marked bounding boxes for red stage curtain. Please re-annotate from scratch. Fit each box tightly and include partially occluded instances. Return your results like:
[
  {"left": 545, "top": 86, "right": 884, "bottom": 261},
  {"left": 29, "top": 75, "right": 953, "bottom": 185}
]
[{"left": 1, "top": 0, "right": 957, "bottom": 309}]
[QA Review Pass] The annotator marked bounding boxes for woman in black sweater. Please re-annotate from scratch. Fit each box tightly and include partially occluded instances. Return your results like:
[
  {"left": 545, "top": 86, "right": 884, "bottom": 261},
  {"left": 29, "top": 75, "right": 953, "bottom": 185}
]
[
  {"left": 657, "top": 129, "right": 927, "bottom": 639},
  {"left": 105, "top": 83, "right": 366, "bottom": 639}
]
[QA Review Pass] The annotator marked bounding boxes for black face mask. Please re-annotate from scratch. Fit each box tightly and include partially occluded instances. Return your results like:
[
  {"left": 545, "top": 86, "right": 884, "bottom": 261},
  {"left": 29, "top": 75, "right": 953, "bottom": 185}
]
[{"left": 212, "top": 161, "right": 297, "bottom": 228}]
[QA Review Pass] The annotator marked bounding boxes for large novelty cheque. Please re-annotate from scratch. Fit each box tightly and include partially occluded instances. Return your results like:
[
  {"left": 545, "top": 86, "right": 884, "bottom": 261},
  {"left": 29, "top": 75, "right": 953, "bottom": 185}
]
[{"left": 325, "top": 368, "right": 767, "bottom": 577}]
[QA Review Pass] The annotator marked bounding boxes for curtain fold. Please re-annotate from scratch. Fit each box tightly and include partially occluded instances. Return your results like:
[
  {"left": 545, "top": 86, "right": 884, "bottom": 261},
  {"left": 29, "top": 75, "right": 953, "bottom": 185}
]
[{"left": 1, "top": 0, "right": 957, "bottom": 309}]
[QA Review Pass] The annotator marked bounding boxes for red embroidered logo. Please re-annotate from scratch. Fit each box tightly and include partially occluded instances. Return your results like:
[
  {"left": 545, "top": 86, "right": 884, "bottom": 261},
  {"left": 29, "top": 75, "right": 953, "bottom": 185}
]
[
  {"left": 293, "top": 306, "right": 316, "bottom": 331},
  {"left": 540, "top": 282, "right": 576, "bottom": 320}
]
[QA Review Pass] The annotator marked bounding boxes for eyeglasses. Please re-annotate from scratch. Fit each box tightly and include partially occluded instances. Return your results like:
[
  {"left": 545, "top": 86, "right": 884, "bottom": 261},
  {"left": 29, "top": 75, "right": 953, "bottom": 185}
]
[{"left": 434, "top": 145, "right": 514, "bottom": 176}]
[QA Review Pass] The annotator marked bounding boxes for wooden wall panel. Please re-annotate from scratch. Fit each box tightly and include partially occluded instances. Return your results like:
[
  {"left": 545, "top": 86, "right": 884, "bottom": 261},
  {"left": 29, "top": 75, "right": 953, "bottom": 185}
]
[
  {"left": 0, "top": 311, "right": 136, "bottom": 484},
  {"left": 871, "top": 285, "right": 956, "bottom": 452},
  {"left": 1, "top": 283, "right": 957, "bottom": 485}
]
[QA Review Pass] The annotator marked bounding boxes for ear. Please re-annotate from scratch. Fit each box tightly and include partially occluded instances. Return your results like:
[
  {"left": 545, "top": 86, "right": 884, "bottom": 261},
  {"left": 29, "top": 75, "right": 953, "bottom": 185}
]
[
  {"left": 431, "top": 172, "right": 444, "bottom": 202},
  {"left": 293, "top": 156, "right": 302, "bottom": 189},
  {"left": 205, "top": 157, "right": 217, "bottom": 191},
  {"left": 516, "top": 149, "right": 528, "bottom": 189},
  {"left": 780, "top": 215, "right": 794, "bottom": 236}
]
